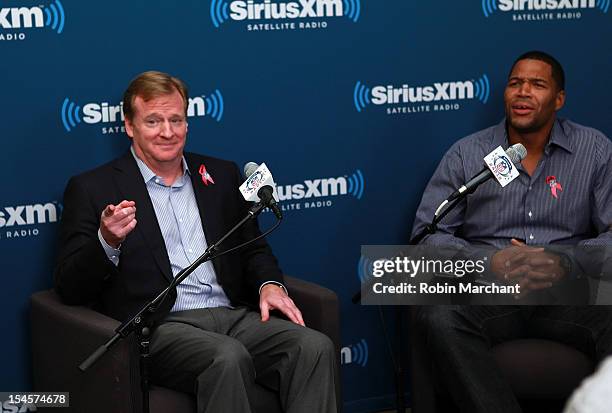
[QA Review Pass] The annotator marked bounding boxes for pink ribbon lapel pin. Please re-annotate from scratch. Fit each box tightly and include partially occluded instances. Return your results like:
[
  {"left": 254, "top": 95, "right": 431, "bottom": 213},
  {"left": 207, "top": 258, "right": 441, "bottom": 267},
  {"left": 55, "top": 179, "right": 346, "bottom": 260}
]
[
  {"left": 546, "top": 175, "right": 562, "bottom": 199},
  {"left": 199, "top": 164, "right": 215, "bottom": 186}
]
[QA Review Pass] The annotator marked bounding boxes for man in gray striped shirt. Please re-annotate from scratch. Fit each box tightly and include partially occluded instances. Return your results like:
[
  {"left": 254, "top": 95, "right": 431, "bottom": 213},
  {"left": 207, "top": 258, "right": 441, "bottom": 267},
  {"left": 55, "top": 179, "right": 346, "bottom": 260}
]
[{"left": 412, "top": 51, "right": 612, "bottom": 412}]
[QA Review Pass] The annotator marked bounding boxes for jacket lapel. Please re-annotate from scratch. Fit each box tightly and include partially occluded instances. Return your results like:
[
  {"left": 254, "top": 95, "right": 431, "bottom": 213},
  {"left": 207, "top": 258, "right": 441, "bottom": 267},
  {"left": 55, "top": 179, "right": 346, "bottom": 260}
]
[
  {"left": 112, "top": 152, "right": 173, "bottom": 283},
  {"left": 186, "top": 154, "right": 224, "bottom": 278}
]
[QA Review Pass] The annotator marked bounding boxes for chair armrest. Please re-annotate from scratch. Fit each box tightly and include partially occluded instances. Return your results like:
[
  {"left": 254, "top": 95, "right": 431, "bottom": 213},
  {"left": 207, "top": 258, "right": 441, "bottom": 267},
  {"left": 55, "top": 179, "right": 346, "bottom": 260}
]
[
  {"left": 284, "top": 276, "right": 342, "bottom": 412},
  {"left": 31, "top": 290, "right": 139, "bottom": 413}
]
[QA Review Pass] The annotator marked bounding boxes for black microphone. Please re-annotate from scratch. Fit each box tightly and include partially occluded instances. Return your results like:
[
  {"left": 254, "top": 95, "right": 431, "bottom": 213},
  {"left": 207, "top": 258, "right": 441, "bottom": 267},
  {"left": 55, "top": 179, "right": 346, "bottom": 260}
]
[
  {"left": 243, "top": 162, "right": 283, "bottom": 220},
  {"left": 436, "top": 143, "right": 527, "bottom": 216}
]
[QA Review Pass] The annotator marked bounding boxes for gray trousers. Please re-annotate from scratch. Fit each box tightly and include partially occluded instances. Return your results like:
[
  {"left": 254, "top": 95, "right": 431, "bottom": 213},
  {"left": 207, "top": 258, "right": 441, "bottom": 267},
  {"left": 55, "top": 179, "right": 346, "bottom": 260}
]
[{"left": 149, "top": 306, "right": 338, "bottom": 413}]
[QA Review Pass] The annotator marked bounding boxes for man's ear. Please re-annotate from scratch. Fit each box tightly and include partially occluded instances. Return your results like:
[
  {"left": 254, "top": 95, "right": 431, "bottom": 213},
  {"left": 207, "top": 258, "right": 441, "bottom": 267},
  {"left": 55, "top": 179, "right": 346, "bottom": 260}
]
[
  {"left": 555, "top": 89, "right": 566, "bottom": 112},
  {"left": 125, "top": 117, "right": 134, "bottom": 138}
]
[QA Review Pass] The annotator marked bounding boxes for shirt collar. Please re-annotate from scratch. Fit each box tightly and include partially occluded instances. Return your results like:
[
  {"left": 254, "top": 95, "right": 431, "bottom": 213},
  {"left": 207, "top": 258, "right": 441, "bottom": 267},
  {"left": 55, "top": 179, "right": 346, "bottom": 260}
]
[
  {"left": 130, "top": 145, "right": 190, "bottom": 184},
  {"left": 490, "top": 117, "right": 573, "bottom": 154}
]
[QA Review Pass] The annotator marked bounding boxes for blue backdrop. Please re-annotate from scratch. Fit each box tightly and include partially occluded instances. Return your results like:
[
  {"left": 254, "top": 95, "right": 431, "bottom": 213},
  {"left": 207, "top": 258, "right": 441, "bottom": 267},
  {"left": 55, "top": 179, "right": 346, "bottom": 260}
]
[{"left": 2, "top": 1, "right": 611, "bottom": 411}]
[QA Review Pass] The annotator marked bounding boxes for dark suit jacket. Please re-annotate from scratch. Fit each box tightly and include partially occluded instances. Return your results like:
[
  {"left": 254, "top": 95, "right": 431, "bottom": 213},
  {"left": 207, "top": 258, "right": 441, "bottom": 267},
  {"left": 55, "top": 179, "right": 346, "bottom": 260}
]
[{"left": 54, "top": 151, "right": 283, "bottom": 322}]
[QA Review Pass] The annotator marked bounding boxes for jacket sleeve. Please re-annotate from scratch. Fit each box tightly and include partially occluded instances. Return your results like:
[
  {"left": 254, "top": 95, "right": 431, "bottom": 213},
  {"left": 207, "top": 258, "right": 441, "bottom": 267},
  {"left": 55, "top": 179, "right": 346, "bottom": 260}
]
[
  {"left": 54, "top": 175, "right": 118, "bottom": 305},
  {"left": 230, "top": 162, "right": 284, "bottom": 294}
]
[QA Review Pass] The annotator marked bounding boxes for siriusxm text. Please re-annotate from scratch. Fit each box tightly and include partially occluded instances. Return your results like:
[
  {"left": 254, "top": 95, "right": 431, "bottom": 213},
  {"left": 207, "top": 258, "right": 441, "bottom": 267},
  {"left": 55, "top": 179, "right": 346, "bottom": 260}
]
[
  {"left": 277, "top": 177, "right": 346, "bottom": 200},
  {"left": 498, "top": 0, "right": 595, "bottom": 10},
  {"left": 0, "top": 7, "right": 44, "bottom": 29},
  {"left": 0, "top": 203, "right": 58, "bottom": 228},
  {"left": 371, "top": 81, "right": 475, "bottom": 105},
  {"left": 81, "top": 97, "right": 206, "bottom": 124},
  {"left": 230, "top": 0, "right": 342, "bottom": 20}
]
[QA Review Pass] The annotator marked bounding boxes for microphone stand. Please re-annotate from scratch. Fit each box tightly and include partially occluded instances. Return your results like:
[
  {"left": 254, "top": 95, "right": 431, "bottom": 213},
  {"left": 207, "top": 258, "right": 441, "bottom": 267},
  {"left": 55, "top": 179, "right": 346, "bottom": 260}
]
[
  {"left": 351, "top": 195, "right": 466, "bottom": 413},
  {"left": 79, "top": 201, "right": 271, "bottom": 413}
]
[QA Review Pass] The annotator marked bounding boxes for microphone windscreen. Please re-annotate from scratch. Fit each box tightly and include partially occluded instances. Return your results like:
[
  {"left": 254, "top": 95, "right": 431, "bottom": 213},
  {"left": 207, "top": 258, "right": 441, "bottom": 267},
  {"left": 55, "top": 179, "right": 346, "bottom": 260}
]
[
  {"left": 243, "top": 162, "right": 259, "bottom": 178},
  {"left": 507, "top": 143, "right": 527, "bottom": 163}
]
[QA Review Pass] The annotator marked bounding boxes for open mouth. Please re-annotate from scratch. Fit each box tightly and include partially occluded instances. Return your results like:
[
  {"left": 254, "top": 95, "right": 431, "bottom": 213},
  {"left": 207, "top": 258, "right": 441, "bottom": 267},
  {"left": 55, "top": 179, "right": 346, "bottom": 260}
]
[{"left": 511, "top": 102, "right": 535, "bottom": 116}]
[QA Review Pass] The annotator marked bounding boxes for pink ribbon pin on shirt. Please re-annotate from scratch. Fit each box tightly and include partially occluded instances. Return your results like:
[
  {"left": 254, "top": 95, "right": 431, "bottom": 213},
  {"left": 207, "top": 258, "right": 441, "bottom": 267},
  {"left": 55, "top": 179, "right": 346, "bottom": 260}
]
[{"left": 546, "top": 175, "right": 562, "bottom": 199}]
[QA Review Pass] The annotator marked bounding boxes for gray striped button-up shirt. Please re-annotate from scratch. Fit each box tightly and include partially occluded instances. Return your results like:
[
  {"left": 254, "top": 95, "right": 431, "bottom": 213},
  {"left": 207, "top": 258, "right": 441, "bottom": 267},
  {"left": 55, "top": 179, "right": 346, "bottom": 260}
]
[{"left": 411, "top": 118, "right": 612, "bottom": 249}]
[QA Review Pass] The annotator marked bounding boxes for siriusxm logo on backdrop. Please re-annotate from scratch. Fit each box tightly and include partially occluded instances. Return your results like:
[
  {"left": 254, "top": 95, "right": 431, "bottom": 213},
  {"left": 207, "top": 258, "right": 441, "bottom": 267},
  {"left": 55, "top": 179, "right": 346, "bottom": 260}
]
[
  {"left": 354, "top": 75, "right": 491, "bottom": 116},
  {"left": 357, "top": 256, "right": 373, "bottom": 283},
  {"left": 0, "top": 399, "right": 36, "bottom": 412},
  {"left": 210, "top": 0, "right": 360, "bottom": 32},
  {"left": 0, "top": 0, "right": 65, "bottom": 41},
  {"left": 341, "top": 339, "right": 368, "bottom": 367},
  {"left": 60, "top": 90, "right": 224, "bottom": 134},
  {"left": 0, "top": 202, "right": 61, "bottom": 241},
  {"left": 265, "top": 169, "right": 364, "bottom": 213},
  {"left": 481, "top": 0, "right": 609, "bottom": 21}
]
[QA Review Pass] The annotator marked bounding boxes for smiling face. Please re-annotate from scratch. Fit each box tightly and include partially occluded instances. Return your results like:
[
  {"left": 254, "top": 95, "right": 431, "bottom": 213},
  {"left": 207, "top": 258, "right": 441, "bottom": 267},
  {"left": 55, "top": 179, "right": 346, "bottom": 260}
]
[
  {"left": 504, "top": 58, "right": 565, "bottom": 135},
  {"left": 124, "top": 89, "right": 188, "bottom": 174}
]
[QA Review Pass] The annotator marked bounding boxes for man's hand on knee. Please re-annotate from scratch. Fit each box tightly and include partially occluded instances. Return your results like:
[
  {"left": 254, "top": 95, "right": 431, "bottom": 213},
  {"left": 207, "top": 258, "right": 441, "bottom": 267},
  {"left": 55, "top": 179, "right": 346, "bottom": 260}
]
[{"left": 259, "top": 284, "right": 305, "bottom": 326}]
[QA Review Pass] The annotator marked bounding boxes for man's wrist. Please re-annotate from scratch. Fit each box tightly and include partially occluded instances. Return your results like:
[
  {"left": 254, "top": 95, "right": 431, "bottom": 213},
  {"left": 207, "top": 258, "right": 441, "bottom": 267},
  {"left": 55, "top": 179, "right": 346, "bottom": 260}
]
[
  {"left": 98, "top": 229, "right": 121, "bottom": 266},
  {"left": 259, "top": 281, "right": 288, "bottom": 296}
]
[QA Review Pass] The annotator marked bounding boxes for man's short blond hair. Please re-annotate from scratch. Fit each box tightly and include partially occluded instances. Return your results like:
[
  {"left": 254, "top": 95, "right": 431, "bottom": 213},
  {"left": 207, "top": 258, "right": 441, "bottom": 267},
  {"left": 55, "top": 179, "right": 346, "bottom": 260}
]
[{"left": 122, "top": 71, "right": 189, "bottom": 120}]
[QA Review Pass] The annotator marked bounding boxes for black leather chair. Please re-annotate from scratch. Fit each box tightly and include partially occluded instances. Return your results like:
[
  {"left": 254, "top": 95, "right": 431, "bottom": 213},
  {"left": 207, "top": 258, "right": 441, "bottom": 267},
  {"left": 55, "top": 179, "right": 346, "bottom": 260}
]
[
  {"left": 31, "top": 276, "right": 341, "bottom": 413},
  {"left": 410, "top": 308, "right": 594, "bottom": 413}
]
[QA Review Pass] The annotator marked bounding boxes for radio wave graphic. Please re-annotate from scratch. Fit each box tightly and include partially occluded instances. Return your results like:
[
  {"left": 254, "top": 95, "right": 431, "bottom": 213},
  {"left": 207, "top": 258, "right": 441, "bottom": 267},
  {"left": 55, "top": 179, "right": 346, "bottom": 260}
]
[
  {"left": 481, "top": 0, "right": 498, "bottom": 17},
  {"left": 597, "top": 0, "right": 610, "bottom": 12},
  {"left": 347, "top": 170, "right": 365, "bottom": 199},
  {"left": 205, "top": 90, "right": 225, "bottom": 122},
  {"left": 44, "top": 0, "right": 66, "bottom": 34},
  {"left": 357, "top": 256, "right": 373, "bottom": 283},
  {"left": 473, "top": 74, "right": 491, "bottom": 104},
  {"left": 343, "top": 0, "right": 361, "bottom": 22},
  {"left": 351, "top": 339, "right": 369, "bottom": 367},
  {"left": 353, "top": 81, "right": 371, "bottom": 112},
  {"left": 61, "top": 98, "right": 82, "bottom": 132},
  {"left": 211, "top": 0, "right": 230, "bottom": 28}
]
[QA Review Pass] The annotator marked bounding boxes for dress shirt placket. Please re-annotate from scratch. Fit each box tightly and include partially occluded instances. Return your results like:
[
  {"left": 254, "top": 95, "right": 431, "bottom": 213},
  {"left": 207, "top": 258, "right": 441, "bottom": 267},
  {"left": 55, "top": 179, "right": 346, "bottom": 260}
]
[{"left": 526, "top": 145, "right": 556, "bottom": 245}]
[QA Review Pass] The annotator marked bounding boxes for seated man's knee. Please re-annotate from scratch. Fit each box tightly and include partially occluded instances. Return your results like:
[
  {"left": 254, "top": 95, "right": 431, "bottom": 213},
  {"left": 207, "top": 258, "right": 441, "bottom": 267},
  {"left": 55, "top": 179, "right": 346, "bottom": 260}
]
[
  {"left": 207, "top": 339, "right": 252, "bottom": 374},
  {"left": 415, "top": 306, "right": 460, "bottom": 338},
  {"left": 292, "top": 328, "right": 335, "bottom": 362}
]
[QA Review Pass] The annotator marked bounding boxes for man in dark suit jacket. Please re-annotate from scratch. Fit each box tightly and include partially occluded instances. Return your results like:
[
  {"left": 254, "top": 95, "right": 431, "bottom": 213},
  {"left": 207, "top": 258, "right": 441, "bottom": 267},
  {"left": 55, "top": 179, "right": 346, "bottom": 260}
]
[{"left": 54, "top": 71, "right": 337, "bottom": 413}]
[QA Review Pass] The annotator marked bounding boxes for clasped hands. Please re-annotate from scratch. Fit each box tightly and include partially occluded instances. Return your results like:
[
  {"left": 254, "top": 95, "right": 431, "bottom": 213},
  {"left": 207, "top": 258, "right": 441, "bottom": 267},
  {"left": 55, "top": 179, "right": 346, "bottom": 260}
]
[{"left": 491, "top": 238, "right": 567, "bottom": 299}]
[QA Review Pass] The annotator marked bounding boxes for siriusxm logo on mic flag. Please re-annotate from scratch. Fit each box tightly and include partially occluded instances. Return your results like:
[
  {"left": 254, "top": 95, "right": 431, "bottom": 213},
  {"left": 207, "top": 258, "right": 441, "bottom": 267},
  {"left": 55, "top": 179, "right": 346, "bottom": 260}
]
[
  {"left": 481, "top": 0, "right": 608, "bottom": 21},
  {"left": 239, "top": 163, "right": 280, "bottom": 202},
  {"left": 354, "top": 75, "right": 491, "bottom": 116},
  {"left": 60, "top": 90, "right": 224, "bottom": 134},
  {"left": 210, "top": 0, "right": 361, "bottom": 32},
  {"left": 0, "top": 0, "right": 65, "bottom": 41},
  {"left": 484, "top": 146, "right": 519, "bottom": 187},
  {"left": 341, "top": 339, "right": 368, "bottom": 367}
]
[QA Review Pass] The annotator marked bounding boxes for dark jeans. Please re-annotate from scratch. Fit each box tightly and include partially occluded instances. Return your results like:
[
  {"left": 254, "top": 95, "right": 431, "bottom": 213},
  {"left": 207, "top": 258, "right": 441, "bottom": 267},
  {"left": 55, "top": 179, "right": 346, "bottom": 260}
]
[{"left": 416, "top": 306, "right": 612, "bottom": 413}]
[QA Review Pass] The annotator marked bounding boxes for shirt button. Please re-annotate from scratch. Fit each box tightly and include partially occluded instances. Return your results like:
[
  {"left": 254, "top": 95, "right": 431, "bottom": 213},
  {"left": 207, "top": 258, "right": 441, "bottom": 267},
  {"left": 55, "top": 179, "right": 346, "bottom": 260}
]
[
  {"left": 528, "top": 211, "right": 533, "bottom": 218},
  {"left": 179, "top": 218, "right": 183, "bottom": 223},
  {"left": 155, "top": 178, "right": 160, "bottom": 184},
  {"left": 188, "top": 249, "right": 193, "bottom": 253},
  {"left": 529, "top": 234, "right": 534, "bottom": 240},
  {"left": 528, "top": 185, "right": 532, "bottom": 191}
]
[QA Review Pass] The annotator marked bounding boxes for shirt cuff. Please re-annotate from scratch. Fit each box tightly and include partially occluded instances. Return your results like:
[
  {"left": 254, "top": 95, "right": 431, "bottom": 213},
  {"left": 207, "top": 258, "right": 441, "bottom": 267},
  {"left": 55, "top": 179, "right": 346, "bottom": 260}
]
[
  {"left": 259, "top": 281, "right": 288, "bottom": 296},
  {"left": 98, "top": 229, "right": 121, "bottom": 266}
]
